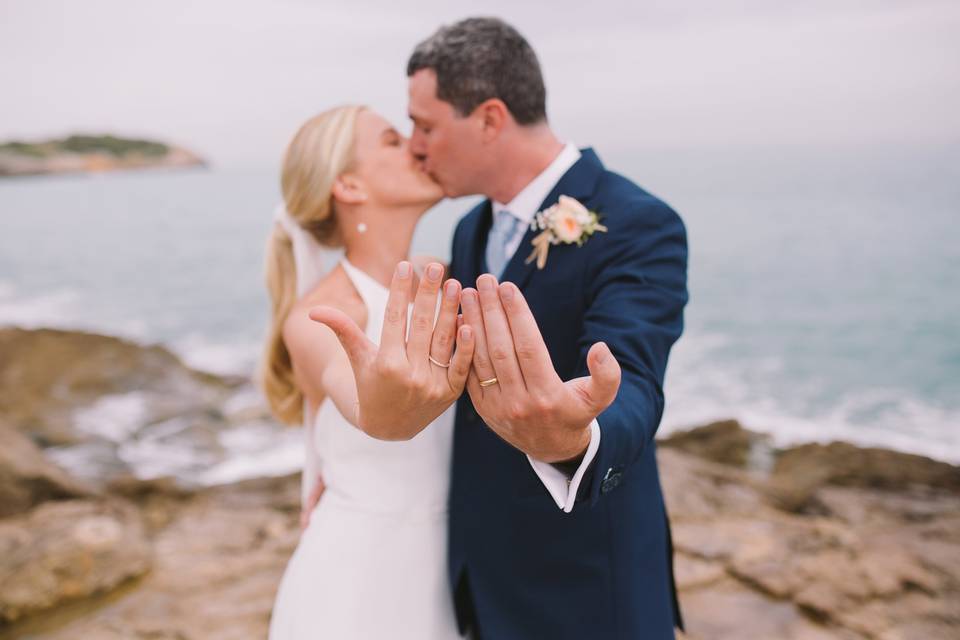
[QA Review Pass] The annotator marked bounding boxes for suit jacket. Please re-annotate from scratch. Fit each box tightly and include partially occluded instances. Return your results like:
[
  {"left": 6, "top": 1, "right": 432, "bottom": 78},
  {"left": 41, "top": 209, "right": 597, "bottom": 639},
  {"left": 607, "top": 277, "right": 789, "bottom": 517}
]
[{"left": 447, "top": 148, "right": 688, "bottom": 639}]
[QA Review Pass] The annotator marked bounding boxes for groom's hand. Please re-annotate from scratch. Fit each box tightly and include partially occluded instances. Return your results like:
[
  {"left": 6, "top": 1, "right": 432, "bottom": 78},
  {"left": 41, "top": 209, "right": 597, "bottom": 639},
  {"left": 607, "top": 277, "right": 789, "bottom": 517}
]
[
  {"left": 461, "top": 275, "right": 622, "bottom": 463},
  {"left": 309, "top": 261, "right": 475, "bottom": 441}
]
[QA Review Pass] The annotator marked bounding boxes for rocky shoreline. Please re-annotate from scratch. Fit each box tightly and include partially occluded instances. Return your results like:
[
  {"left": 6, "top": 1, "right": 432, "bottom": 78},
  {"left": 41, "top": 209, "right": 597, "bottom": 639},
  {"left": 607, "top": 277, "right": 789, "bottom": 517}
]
[
  {"left": 0, "top": 135, "right": 206, "bottom": 177},
  {"left": 1, "top": 327, "right": 957, "bottom": 639}
]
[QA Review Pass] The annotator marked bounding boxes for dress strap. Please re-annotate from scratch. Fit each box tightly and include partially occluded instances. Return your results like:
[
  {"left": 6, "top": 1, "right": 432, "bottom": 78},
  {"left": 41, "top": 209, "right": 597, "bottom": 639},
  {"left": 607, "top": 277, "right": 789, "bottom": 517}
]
[
  {"left": 339, "top": 258, "right": 392, "bottom": 344},
  {"left": 340, "top": 258, "right": 389, "bottom": 309}
]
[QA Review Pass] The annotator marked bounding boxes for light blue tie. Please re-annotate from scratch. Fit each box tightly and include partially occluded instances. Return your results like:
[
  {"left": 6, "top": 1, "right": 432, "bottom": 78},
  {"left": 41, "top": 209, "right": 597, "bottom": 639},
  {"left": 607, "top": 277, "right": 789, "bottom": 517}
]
[{"left": 485, "top": 209, "right": 522, "bottom": 278}]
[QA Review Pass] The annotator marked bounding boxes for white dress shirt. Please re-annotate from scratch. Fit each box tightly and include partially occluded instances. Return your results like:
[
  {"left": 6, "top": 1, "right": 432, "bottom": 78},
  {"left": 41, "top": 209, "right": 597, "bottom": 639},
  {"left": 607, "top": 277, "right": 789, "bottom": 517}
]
[{"left": 489, "top": 142, "right": 601, "bottom": 513}]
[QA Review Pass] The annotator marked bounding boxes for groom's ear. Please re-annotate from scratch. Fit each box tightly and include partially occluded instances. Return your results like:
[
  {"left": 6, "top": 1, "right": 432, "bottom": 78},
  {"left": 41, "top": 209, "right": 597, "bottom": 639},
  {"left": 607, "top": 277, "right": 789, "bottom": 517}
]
[
  {"left": 332, "top": 174, "right": 368, "bottom": 205},
  {"left": 476, "top": 98, "right": 509, "bottom": 142}
]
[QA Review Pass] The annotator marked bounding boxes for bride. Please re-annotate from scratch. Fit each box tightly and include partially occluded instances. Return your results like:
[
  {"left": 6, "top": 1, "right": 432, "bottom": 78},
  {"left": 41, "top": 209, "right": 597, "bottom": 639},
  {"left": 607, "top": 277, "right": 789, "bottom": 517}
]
[{"left": 260, "top": 105, "right": 473, "bottom": 639}]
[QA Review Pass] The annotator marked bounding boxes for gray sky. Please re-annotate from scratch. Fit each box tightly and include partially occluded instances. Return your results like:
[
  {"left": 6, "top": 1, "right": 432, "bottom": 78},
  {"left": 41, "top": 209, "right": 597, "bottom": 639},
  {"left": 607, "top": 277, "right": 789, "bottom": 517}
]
[{"left": 1, "top": 0, "right": 957, "bottom": 168}]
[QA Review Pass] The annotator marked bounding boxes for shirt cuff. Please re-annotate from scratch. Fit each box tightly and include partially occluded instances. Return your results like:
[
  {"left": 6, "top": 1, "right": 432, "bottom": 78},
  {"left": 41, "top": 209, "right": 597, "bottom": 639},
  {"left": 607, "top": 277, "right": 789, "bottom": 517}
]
[{"left": 526, "top": 419, "right": 601, "bottom": 513}]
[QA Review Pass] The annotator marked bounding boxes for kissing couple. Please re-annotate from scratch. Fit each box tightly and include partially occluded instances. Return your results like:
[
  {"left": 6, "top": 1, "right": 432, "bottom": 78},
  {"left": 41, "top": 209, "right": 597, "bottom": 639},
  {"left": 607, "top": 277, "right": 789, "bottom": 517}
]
[{"left": 262, "top": 16, "right": 688, "bottom": 640}]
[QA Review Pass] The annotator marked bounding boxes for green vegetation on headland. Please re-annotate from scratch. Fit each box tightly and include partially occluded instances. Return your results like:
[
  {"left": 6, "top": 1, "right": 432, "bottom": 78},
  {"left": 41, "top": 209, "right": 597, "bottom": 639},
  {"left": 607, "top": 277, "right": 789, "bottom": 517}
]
[
  {"left": 0, "top": 135, "right": 169, "bottom": 158},
  {"left": 0, "top": 134, "right": 205, "bottom": 177}
]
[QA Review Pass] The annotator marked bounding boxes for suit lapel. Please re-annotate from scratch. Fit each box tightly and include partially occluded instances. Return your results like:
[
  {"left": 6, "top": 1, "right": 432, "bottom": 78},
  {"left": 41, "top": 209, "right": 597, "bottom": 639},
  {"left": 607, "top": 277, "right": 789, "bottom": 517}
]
[
  {"left": 454, "top": 200, "right": 493, "bottom": 285},
  {"left": 499, "top": 147, "right": 605, "bottom": 291}
]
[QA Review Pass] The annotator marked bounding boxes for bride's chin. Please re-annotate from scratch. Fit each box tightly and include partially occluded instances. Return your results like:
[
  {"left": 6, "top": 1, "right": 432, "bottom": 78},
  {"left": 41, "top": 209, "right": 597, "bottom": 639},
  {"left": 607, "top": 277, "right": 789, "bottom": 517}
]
[
  {"left": 421, "top": 193, "right": 444, "bottom": 210},
  {"left": 422, "top": 184, "right": 445, "bottom": 205}
]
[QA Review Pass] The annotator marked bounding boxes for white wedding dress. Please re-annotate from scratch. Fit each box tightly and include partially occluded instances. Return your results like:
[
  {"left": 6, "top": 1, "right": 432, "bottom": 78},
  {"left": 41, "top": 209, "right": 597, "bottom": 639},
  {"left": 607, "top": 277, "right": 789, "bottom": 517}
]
[{"left": 269, "top": 258, "right": 461, "bottom": 640}]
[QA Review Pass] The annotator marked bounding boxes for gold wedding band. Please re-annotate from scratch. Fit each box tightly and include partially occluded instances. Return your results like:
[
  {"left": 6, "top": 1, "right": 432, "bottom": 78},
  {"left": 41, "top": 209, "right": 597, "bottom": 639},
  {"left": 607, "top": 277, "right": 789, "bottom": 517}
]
[
  {"left": 428, "top": 355, "right": 451, "bottom": 368},
  {"left": 479, "top": 377, "right": 499, "bottom": 387}
]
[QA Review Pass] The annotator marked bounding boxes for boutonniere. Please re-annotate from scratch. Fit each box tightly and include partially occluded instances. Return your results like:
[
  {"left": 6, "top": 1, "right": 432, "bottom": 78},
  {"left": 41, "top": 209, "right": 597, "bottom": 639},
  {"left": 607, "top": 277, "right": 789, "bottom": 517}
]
[{"left": 525, "top": 195, "right": 608, "bottom": 269}]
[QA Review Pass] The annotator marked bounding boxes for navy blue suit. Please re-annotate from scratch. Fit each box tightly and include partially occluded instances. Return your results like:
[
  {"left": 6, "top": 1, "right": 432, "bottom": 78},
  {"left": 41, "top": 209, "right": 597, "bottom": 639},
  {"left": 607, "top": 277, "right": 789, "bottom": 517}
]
[{"left": 447, "top": 148, "right": 687, "bottom": 639}]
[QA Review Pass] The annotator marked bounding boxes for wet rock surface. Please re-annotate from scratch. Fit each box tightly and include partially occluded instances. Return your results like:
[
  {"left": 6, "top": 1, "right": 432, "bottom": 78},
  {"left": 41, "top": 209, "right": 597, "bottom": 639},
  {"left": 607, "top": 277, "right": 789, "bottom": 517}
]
[
  {"left": 0, "top": 424, "right": 90, "bottom": 518},
  {"left": 0, "top": 327, "right": 238, "bottom": 448},
  {"left": 665, "top": 423, "right": 960, "bottom": 640},
  {"left": 0, "top": 500, "right": 151, "bottom": 625},
  {"left": 2, "top": 328, "right": 957, "bottom": 639}
]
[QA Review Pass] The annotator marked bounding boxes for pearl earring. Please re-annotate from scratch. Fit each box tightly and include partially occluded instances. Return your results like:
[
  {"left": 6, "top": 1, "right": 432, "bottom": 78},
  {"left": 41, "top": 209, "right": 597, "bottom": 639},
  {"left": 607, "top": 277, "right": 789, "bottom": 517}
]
[{"left": 357, "top": 222, "right": 367, "bottom": 234}]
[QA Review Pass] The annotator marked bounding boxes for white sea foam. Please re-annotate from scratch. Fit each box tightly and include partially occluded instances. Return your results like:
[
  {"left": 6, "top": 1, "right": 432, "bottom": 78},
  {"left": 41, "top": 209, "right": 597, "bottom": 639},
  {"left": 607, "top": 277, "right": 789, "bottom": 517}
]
[
  {"left": 171, "top": 332, "right": 260, "bottom": 377},
  {"left": 222, "top": 385, "right": 269, "bottom": 417},
  {"left": 662, "top": 331, "right": 960, "bottom": 463},
  {"left": 73, "top": 392, "right": 151, "bottom": 442},
  {"left": 45, "top": 440, "right": 129, "bottom": 484},
  {"left": 117, "top": 416, "right": 222, "bottom": 481},
  {"left": 196, "top": 422, "right": 303, "bottom": 486}
]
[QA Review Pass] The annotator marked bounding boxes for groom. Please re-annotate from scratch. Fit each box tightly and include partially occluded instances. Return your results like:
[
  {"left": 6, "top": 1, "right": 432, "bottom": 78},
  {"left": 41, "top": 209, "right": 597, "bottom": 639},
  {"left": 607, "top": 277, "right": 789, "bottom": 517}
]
[
  {"left": 407, "top": 17, "right": 687, "bottom": 640},
  {"left": 314, "top": 16, "right": 687, "bottom": 639}
]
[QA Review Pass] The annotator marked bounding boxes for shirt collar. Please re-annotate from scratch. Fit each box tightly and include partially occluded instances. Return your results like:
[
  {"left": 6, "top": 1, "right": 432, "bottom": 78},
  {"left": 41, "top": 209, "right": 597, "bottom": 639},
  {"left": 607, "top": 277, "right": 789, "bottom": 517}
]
[{"left": 491, "top": 143, "right": 581, "bottom": 224}]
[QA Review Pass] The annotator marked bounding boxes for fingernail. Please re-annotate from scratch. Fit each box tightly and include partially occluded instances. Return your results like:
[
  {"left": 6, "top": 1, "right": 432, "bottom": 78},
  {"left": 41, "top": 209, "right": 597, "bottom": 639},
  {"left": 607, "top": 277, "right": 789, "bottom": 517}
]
[
  {"left": 397, "top": 262, "right": 411, "bottom": 278},
  {"left": 477, "top": 275, "right": 495, "bottom": 292},
  {"left": 461, "top": 289, "right": 477, "bottom": 306},
  {"left": 499, "top": 283, "right": 514, "bottom": 302},
  {"left": 445, "top": 280, "right": 459, "bottom": 299},
  {"left": 596, "top": 343, "right": 608, "bottom": 364},
  {"left": 427, "top": 263, "right": 442, "bottom": 281},
  {"left": 461, "top": 326, "right": 473, "bottom": 340}
]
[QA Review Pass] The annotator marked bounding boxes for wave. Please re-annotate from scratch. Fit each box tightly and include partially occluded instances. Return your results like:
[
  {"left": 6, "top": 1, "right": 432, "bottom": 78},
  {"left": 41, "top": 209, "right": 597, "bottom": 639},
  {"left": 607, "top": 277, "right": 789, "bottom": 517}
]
[
  {"left": 0, "top": 280, "right": 260, "bottom": 377},
  {"left": 662, "top": 331, "right": 960, "bottom": 463},
  {"left": 0, "top": 280, "right": 149, "bottom": 340},
  {"left": 170, "top": 332, "right": 261, "bottom": 377},
  {"left": 7, "top": 289, "right": 958, "bottom": 476}
]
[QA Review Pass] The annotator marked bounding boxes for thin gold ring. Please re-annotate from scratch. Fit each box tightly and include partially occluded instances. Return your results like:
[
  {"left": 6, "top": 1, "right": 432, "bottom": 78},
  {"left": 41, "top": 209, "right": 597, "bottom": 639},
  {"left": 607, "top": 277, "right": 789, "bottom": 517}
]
[
  {"left": 479, "top": 377, "right": 499, "bottom": 388},
  {"left": 428, "top": 355, "right": 451, "bottom": 368}
]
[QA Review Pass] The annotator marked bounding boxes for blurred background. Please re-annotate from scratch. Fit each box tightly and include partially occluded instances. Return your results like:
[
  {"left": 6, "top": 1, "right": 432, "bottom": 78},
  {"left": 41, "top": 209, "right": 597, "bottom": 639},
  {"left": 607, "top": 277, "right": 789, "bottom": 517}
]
[{"left": 1, "top": 1, "right": 957, "bottom": 638}]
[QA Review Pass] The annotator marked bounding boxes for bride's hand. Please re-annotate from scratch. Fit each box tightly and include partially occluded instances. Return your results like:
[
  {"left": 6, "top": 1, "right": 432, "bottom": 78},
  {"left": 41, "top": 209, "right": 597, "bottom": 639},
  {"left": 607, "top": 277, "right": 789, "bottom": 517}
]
[
  {"left": 308, "top": 261, "right": 474, "bottom": 440},
  {"left": 300, "top": 474, "right": 325, "bottom": 532}
]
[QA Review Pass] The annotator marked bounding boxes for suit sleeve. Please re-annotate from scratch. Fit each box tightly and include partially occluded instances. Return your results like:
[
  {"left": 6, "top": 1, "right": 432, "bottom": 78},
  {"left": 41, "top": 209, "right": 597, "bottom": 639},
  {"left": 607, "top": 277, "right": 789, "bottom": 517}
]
[{"left": 575, "top": 195, "right": 688, "bottom": 507}]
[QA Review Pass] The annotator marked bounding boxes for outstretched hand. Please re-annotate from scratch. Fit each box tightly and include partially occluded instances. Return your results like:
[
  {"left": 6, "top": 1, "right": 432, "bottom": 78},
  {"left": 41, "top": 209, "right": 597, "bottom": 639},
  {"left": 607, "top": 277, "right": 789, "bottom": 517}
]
[
  {"left": 461, "top": 275, "right": 622, "bottom": 463},
  {"left": 308, "top": 261, "right": 474, "bottom": 441}
]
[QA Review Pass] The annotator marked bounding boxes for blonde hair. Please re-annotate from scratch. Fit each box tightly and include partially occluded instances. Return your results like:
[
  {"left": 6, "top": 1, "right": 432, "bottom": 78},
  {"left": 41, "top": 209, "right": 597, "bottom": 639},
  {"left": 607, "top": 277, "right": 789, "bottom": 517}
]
[{"left": 259, "top": 105, "right": 365, "bottom": 425}]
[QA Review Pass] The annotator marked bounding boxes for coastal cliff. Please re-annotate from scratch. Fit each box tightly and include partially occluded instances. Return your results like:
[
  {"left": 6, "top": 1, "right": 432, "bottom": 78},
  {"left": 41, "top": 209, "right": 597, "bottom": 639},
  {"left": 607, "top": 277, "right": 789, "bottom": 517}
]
[{"left": 0, "top": 135, "right": 206, "bottom": 177}]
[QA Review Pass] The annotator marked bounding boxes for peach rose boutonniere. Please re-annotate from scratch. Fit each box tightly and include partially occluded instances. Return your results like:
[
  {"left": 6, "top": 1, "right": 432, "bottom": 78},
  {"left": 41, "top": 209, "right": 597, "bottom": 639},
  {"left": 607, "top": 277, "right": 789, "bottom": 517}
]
[{"left": 525, "top": 195, "right": 608, "bottom": 269}]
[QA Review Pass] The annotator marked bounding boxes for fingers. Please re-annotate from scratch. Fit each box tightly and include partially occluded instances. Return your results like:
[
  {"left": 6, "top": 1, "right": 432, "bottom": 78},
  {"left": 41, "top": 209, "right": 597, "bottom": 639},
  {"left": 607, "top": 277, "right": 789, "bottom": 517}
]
[
  {"left": 569, "top": 341, "right": 622, "bottom": 417},
  {"left": 460, "top": 288, "right": 498, "bottom": 395},
  {"left": 429, "top": 277, "right": 462, "bottom": 367},
  {"left": 464, "top": 366, "right": 483, "bottom": 412},
  {"left": 309, "top": 305, "right": 373, "bottom": 367},
  {"left": 497, "top": 282, "right": 559, "bottom": 390},
  {"left": 379, "top": 261, "right": 414, "bottom": 360},
  {"left": 446, "top": 324, "right": 474, "bottom": 393},
  {"left": 475, "top": 275, "right": 525, "bottom": 391},
  {"left": 406, "top": 261, "right": 444, "bottom": 360},
  {"left": 458, "top": 314, "right": 486, "bottom": 416}
]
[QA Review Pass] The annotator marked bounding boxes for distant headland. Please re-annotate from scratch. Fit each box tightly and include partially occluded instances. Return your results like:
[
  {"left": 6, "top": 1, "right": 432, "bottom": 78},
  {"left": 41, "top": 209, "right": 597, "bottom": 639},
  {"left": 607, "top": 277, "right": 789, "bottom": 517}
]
[{"left": 0, "top": 134, "right": 206, "bottom": 177}]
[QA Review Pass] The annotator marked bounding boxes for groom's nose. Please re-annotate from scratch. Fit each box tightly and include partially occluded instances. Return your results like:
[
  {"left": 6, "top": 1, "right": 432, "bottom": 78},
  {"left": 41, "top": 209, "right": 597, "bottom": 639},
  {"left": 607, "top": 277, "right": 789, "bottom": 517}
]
[
  {"left": 407, "top": 145, "right": 427, "bottom": 171},
  {"left": 411, "top": 148, "right": 427, "bottom": 168},
  {"left": 409, "top": 132, "right": 427, "bottom": 159}
]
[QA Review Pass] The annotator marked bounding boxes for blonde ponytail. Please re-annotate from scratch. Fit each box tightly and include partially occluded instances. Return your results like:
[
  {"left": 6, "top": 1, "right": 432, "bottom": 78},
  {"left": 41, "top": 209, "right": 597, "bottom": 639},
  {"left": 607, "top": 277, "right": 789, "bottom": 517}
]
[{"left": 259, "top": 105, "right": 365, "bottom": 425}]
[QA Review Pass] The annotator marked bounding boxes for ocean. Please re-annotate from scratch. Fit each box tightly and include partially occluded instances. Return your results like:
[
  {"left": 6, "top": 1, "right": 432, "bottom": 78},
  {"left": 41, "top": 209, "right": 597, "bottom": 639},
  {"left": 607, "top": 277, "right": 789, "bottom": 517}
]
[{"left": 1, "top": 144, "right": 958, "bottom": 476}]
